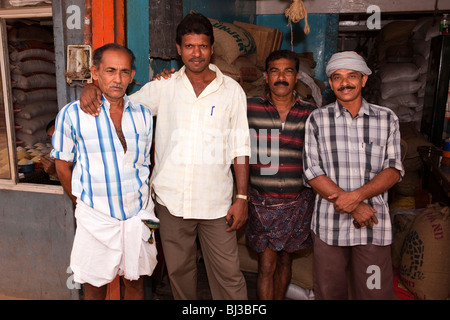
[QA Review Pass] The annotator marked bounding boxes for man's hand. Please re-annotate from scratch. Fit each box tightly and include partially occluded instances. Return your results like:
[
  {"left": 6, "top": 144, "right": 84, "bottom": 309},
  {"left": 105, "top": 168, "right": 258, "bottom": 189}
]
[
  {"left": 80, "top": 83, "right": 102, "bottom": 116},
  {"left": 152, "top": 68, "right": 175, "bottom": 81},
  {"left": 40, "top": 155, "right": 56, "bottom": 176},
  {"left": 225, "top": 198, "right": 248, "bottom": 232},
  {"left": 328, "top": 190, "right": 362, "bottom": 214},
  {"left": 350, "top": 202, "right": 378, "bottom": 228}
]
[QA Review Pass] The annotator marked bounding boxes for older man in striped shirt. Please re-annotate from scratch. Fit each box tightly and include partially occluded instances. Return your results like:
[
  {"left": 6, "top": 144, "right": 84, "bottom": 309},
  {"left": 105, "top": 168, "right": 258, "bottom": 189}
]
[
  {"left": 52, "top": 43, "right": 157, "bottom": 300},
  {"left": 303, "top": 51, "right": 405, "bottom": 299}
]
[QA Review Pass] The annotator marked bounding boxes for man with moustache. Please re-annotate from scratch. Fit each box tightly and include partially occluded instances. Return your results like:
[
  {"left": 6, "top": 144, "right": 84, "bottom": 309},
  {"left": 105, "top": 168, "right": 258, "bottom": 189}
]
[
  {"left": 302, "top": 51, "right": 404, "bottom": 299},
  {"left": 79, "top": 12, "right": 250, "bottom": 300},
  {"left": 246, "top": 50, "right": 315, "bottom": 300},
  {"left": 51, "top": 43, "right": 157, "bottom": 299}
]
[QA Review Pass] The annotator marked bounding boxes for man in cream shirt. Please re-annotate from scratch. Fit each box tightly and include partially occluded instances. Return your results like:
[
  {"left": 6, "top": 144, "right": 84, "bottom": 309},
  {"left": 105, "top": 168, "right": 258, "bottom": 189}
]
[{"left": 80, "top": 12, "right": 250, "bottom": 300}]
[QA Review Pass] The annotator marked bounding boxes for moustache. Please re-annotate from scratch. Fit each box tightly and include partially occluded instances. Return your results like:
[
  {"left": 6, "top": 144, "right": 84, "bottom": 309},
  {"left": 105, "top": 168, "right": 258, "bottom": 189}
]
[
  {"left": 337, "top": 85, "right": 356, "bottom": 91},
  {"left": 274, "top": 81, "right": 289, "bottom": 86},
  {"left": 189, "top": 58, "right": 205, "bottom": 63},
  {"left": 109, "top": 85, "right": 125, "bottom": 90}
]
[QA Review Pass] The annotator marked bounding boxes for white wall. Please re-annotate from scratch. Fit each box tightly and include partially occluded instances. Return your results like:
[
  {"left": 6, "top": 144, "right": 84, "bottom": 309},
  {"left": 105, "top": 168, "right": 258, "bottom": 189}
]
[{"left": 257, "top": 0, "right": 450, "bottom": 15}]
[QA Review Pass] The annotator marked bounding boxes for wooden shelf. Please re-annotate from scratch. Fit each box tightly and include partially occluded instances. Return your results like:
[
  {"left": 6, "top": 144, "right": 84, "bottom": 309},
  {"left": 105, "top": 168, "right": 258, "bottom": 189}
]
[{"left": 0, "top": 5, "right": 52, "bottom": 18}]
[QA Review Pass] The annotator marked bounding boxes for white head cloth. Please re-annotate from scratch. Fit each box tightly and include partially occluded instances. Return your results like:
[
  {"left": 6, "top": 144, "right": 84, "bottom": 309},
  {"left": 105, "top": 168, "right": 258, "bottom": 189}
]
[{"left": 325, "top": 51, "right": 372, "bottom": 77}]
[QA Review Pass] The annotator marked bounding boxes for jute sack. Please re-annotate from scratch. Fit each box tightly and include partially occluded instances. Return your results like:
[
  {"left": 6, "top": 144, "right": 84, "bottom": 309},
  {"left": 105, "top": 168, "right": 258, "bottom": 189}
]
[
  {"left": 399, "top": 204, "right": 450, "bottom": 300},
  {"left": 391, "top": 212, "right": 417, "bottom": 269},
  {"left": 209, "top": 18, "right": 256, "bottom": 64}
]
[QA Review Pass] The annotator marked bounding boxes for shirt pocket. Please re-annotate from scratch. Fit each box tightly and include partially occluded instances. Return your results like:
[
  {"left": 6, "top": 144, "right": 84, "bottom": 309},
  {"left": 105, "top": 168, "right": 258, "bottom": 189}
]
[
  {"left": 364, "top": 141, "right": 385, "bottom": 173},
  {"left": 127, "top": 132, "right": 150, "bottom": 165},
  {"left": 201, "top": 107, "right": 228, "bottom": 164}
]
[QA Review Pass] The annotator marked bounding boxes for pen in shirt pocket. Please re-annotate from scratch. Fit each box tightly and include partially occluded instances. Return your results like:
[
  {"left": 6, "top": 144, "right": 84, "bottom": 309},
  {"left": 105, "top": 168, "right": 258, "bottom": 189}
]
[{"left": 211, "top": 106, "right": 215, "bottom": 116}]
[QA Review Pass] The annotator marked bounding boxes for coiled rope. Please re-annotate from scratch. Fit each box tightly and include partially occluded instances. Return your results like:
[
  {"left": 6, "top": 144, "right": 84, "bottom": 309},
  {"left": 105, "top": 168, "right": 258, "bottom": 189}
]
[{"left": 285, "top": 0, "right": 310, "bottom": 50}]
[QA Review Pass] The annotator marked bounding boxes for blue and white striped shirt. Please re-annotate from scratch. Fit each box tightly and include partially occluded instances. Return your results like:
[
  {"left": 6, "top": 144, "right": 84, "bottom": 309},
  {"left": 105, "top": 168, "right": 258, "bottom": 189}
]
[{"left": 51, "top": 95, "right": 153, "bottom": 221}]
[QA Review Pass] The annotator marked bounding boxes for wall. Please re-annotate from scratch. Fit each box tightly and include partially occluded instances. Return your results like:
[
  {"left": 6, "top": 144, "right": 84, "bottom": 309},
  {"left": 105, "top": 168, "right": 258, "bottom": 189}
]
[
  {"left": 0, "top": 190, "right": 77, "bottom": 299},
  {"left": 128, "top": 0, "right": 257, "bottom": 87},
  {"left": 256, "top": 13, "right": 338, "bottom": 81},
  {"left": 257, "top": 0, "right": 450, "bottom": 14},
  {"left": 0, "top": 0, "right": 81, "bottom": 300}
]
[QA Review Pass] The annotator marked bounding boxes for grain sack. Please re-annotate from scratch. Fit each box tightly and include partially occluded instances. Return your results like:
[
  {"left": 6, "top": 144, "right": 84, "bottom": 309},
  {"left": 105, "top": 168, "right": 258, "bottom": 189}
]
[
  {"left": 380, "top": 21, "right": 416, "bottom": 43},
  {"left": 209, "top": 18, "right": 256, "bottom": 64},
  {"left": 211, "top": 55, "right": 240, "bottom": 82},
  {"left": 393, "top": 169, "right": 420, "bottom": 196},
  {"left": 15, "top": 129, "right": 48, "bottom": 146},
  {"left": 233, "top": 56, "right": 263, "bottom": 82},
  {"left": 13, "top": 88, "right": 57, "bottom": 104},
  {"left": 379, "top": 94, "right": 419, "bottom": 109},
  {"left": 391, "top": 211, "right": 418, "bottom": 268},
  {"left": 15, "top": 113, "right": 57, "bottom": 135},
  {"left": 414, "top": 54, "right": 428, "bottom": 74},
  {"left": 7, "top": 24, "right": 54, "bottom": 43},
  {"left": 11, "top": 73, "right": 56, "bottom": 89},
  {"left": 380, "top": 81, "right": 422, "bottom": 100},
  {"left": 11, "top": 58, "right": 55, "bottom": 75},
  {"left": 15, "top": 100, "right": 58, "bottom": 119},
  {"left": 399, "top": 204, "right": 450, "bottom": 300},
  {"left": 379, "top": 63, "right": 419, "bottom": 84},
  {"left": 413, "top": 39, "right": 431, "bottom": 60},
  {"left": 9, "top": 40, "right": 55, "bottom": 62}
]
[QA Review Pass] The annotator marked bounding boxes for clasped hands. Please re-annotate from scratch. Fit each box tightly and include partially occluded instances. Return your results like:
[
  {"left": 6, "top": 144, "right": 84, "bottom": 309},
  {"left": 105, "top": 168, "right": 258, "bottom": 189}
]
[{"left": 328, "top": 190, "right": 378, "bottom": 228}]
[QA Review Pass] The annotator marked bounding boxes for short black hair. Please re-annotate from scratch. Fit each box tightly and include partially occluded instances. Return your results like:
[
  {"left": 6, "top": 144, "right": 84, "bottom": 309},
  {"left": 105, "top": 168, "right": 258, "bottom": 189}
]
[
  {"left": 92, "top": 43, "right": 136, "bottom": 69},
  {"left": 265, "top": 50, "right": 300, "bottom": 73},
  {"left": 176, "top": 12, "right": 214, "bottom": 46}
]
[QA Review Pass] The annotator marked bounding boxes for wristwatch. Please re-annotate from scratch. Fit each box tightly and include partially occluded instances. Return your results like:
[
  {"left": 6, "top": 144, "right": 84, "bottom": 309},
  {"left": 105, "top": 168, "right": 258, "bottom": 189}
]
[{"left": 236, "top": 194, "right": 248, "bottom": 201}]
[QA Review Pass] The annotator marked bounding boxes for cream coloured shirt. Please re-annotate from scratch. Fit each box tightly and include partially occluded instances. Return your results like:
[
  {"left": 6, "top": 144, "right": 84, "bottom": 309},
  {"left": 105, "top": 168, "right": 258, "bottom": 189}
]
[{"left": 130, "top": 64, "right": 250, "bottom": 219}]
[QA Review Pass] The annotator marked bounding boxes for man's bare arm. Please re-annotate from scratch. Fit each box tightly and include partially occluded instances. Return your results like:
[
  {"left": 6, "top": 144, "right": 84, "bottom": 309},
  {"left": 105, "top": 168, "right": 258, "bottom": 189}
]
[
  {"left": 307, "top": 175, "right": 378, "bottom": 227},
  {"left": 55, "top": 159, "right": 77, "bottom": 205},
  {"left": 79, "top": 83, "right": 102, "bottom": 116},
  {"left": 226, "top": 156, "right": 249, "bottom": 231},
  {"left": 328, "top": 168, "right": 400, "bottom": 214}
]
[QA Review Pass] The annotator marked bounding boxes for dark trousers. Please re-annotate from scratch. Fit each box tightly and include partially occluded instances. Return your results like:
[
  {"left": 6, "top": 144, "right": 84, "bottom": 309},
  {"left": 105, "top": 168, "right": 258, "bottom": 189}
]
[{"left": 312, "top": 232, "right": 395, "bottom": 300}]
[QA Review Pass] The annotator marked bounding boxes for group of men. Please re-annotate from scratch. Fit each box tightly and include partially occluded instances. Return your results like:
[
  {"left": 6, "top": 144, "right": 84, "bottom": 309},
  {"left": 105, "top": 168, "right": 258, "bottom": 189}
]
[{"left": 50, "top": 12, "right": 404, "bottom": 300}]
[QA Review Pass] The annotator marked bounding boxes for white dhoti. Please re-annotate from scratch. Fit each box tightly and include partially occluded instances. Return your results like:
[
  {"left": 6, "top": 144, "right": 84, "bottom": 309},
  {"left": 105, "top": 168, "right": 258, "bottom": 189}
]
[{"left": 70, "top": 200, "right": 159, "bottom": 287}]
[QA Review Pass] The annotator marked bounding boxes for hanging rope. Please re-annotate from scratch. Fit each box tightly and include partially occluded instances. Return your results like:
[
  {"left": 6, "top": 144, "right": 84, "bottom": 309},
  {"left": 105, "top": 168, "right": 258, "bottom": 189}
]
[{"left": 285, "top": 0, "right": 310, "bottom": 50}]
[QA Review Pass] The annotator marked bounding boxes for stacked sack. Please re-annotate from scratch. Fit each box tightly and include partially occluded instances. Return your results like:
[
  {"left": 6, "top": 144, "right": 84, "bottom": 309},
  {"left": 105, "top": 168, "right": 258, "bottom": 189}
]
[
  {"left": 399, "top": 204, "right": 450, "bottom": 300},
  {"left": 208, "top": 18, "right": 260, "bottom": 84},
  {"left": 208, "top": 18, "right": 324, "bottom": 106},
  {"left": 7, "top": 23, "right": 57, "bottom": 168},
  {"left": 376, "top": 21, "right": 423, "bottom": 129},
  {"left": 411, "top": 17, "right": 441, "bottom": 129}
]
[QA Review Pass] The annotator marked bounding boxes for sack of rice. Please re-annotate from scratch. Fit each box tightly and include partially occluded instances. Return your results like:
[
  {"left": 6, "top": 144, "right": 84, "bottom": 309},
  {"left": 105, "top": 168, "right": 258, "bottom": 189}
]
[
  {"left": 10, "top": 58, "right": 55, "bottom": 75},
  {"left": 391, "top": 211, "right": 418, "bottom": 268},
  {"left": 12, "top": 88, "right": 57, "bottom": 104},
  {"left": 211, "top": 55, "right": 240, "bottom": 82},
  {"left": 379, "top": 63, "right": 419, "bottom": 84},
  {"left": 9, "top": 40, "right": 55, "bottom": 62},
  {"left": 380, "top": 81, "right": 422, "bottom": 100},
  {"left": 209, "top": 18, "right": 256, "bottom": 64},
  {"left": 11, "top": 73, "right": 56, "bottom": 90},
  {"left": 233, "top": 56, "right": 263, "bottom": 82},
  {"left": 399, "top": 204, "right": 450, "bottom": 300}
]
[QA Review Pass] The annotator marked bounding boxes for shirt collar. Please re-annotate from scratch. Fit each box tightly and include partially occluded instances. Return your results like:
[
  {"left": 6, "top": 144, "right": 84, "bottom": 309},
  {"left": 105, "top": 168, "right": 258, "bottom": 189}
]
[
  {"left": 176, "top": 64, "right": 224, "bottom": 83},
  {"left": 334, "top": 98, "right": 372, "bottom": 118},
  {"left": 264, "top": 90, "right": 304, "bottom": 108},
  {"left": 101, "top": 94, "right": 136, "bottom": 111}
]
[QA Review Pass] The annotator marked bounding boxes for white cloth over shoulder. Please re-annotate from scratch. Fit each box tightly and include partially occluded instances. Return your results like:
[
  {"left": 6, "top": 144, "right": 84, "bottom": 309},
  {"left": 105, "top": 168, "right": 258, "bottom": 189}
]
[{"left": 70, "top": 200, "right": 158, "bottom": 287}]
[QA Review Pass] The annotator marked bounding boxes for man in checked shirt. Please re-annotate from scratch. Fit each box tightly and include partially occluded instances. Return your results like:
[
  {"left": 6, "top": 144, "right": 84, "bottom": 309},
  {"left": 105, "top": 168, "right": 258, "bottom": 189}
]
[{"left": 303, "top": 51, "right": 405, "bottom": 299}]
